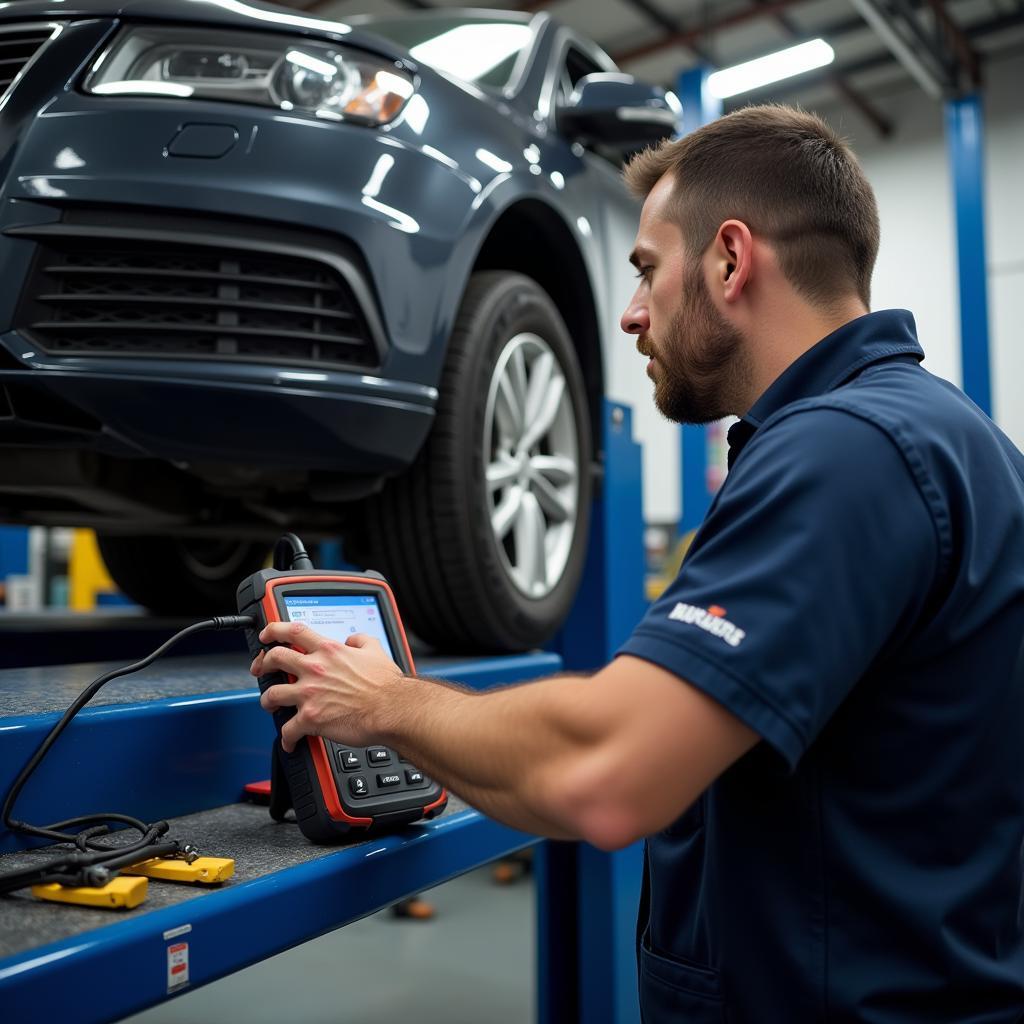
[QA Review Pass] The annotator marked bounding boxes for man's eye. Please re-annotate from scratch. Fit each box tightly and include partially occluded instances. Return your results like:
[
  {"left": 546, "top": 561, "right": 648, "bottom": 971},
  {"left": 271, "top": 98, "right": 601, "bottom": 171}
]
[{"left": 635, "top": 266, "right": 653, "bottom": 281}]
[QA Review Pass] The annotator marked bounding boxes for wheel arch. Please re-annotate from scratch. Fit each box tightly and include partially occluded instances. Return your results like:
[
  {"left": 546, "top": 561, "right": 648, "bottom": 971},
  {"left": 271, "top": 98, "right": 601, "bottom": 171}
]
[{"left": 469, "top": 198, "right": 604, "bottom": 454}]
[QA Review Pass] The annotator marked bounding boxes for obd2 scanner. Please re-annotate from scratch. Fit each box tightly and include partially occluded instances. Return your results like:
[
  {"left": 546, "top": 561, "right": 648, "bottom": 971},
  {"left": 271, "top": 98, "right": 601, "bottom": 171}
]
[{"left": 237, "top": 534, "right": 447, "bottom": 842}]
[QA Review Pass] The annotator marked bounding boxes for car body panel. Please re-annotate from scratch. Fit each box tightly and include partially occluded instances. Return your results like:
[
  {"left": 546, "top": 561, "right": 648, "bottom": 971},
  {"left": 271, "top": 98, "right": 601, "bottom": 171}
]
[{"left": 0, "top": 0, "right": 670, "bottom": 530}]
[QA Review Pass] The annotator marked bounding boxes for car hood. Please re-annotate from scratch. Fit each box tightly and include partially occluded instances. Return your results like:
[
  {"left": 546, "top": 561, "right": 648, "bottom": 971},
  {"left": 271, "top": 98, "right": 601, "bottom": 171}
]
[{"left": 0, "top": 0, "right": 410, "bottom": 63}]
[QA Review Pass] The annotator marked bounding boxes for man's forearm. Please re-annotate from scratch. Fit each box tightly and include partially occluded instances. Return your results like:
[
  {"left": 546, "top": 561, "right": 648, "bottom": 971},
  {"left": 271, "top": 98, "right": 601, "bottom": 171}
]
[
  {"left": 255, "top": 623, "right": 759, "bottom": 849},
  {"left": 377, "top": 674, "right": 599, "bottom": 839}
]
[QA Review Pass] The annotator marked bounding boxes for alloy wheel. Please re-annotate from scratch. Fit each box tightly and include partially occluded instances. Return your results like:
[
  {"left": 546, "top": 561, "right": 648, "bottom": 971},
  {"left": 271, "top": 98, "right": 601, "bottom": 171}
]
[{"left": 483, "top": 332, "right": 581, "bottom": 599}]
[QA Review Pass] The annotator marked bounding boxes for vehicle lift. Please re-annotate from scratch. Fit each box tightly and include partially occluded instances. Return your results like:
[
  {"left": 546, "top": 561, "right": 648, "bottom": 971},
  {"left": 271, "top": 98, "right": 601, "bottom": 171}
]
[{"left": 0, "top": 400, "right": 647, "bottom": 1024}]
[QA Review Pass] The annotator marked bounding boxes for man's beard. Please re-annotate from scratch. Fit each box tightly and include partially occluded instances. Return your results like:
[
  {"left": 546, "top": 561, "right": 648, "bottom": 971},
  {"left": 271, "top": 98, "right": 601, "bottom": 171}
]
[{"left": 642, "top": 268, "right": 749, "bottom": 425}]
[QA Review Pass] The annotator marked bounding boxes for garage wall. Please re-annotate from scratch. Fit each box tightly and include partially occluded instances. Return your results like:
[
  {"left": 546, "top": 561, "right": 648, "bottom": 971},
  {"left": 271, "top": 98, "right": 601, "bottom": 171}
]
[{"left": 818, "top": 51, "right": 1024, "bottom": 449}]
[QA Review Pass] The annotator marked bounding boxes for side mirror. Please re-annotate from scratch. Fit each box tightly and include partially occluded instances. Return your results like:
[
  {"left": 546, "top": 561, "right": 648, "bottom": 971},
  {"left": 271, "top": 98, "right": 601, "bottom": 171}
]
[{"left": 556, "top": 73, "right": 681, "bottom": 150}]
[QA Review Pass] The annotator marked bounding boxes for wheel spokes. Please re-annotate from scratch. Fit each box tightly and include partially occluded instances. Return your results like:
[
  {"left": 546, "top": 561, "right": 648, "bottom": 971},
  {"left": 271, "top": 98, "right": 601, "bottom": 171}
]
[
  {"left": 487, "top": 454, "right": 520, "bottom": 492},
  {"left": 509, "top": 345, "right": 529, "bottom": 417},
  {"left": 514, "top": 491, "right": 547, "bottom": 592},
  {"left": 523, "top": 351, "right": 554, "bottom": 425},
  {"left": 520, "top": 371, "right": 566, "bottom": 453},
  {"left": 530, "top": 454, "right": 577, "bottom": 487},
  {"left": 495, "top": 373, "right": 523, "bottom": 443},
  {"left": 484, "top": 331, "right": 581, "bottom": 600},
  {"left": 492, "top": 484, "right": 523, "bottom": 540},
  {"left": 530, "top": 465, "right": 575, "bottom": 523}
]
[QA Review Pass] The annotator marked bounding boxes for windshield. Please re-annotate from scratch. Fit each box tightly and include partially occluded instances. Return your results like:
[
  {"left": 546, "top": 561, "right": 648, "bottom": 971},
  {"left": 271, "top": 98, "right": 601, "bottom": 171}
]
[{"left": 354, "top": 16, "right": 534, "bottom": 91}]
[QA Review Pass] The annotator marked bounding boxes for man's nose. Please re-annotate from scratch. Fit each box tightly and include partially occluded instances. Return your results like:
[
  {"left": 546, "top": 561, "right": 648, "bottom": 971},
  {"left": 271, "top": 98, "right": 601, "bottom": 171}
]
[{"left": 620, "top": 294, "right": 649, "bottom": 336}]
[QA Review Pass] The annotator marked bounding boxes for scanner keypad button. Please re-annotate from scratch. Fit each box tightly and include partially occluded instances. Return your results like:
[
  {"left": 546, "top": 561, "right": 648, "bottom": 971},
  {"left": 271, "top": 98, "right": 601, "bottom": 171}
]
[
  {"left": 338, "top": 750, "right": 361, "bottom": 772},
  {"left": 405, "top": 769, "right": 425, "bottom": 786},
  {"left": 377, "top": 773, "right": 402, "bottom": 788},
  {"left": 367, "top": 747, "right": 391, "bottom": 764},
  {"left": 349, "top": 776, "right": 369, "bottom": 797}
]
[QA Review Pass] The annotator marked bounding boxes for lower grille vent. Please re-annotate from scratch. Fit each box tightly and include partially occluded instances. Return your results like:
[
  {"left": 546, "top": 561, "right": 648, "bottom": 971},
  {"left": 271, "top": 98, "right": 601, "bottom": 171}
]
[{"left": 17, "top": 239, "right": 378, "bottom": 368}]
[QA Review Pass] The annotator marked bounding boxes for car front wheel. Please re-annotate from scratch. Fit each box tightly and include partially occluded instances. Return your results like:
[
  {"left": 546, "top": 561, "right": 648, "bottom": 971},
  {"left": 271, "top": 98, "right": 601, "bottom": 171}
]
[{"left": 350, "top": 271, "right": 593, "bottom": 652}]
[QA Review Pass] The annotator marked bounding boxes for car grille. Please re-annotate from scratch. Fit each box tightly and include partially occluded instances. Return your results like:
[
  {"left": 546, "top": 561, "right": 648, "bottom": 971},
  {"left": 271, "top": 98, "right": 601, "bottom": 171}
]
[
  {"left": 0, "top": 26, "right": 58, "bottom": 101},
  {"left": 17, "top": 238, "right": 379, "bottom": 368}
]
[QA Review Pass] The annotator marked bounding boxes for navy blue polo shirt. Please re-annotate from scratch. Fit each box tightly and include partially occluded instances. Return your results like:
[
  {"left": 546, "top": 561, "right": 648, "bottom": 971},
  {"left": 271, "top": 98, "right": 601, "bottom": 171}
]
[{"left": 620, "top": 310, "right": 1024, "bottom": 1023}]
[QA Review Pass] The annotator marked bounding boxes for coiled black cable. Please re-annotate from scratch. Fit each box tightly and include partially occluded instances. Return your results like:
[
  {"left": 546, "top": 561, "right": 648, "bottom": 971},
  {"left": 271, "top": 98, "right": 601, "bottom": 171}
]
[{"left": 0, "top": 614, "right": 254, "bottom": 894}]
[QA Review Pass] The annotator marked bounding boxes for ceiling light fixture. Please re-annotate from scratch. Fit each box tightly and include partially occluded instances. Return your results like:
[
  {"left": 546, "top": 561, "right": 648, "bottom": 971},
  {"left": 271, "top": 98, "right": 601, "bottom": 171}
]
[{"left": 706, "top": 39, "right": 835, "bottom": 99}]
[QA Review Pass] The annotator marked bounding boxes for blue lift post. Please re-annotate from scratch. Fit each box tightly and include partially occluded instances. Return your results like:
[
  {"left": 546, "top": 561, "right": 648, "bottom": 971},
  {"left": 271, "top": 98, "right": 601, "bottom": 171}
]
[
  {"left": 0, "top": 525, "right": 29, "bottom": 597},
  {"left": 944, "top": 93, "right": 993, "bottom": 415},
  {"left": 541, "top": 400, "right": 646, "bottom": 1024},
  {"left": 676, "top": 67, "right": 723, "bottom": 535}
]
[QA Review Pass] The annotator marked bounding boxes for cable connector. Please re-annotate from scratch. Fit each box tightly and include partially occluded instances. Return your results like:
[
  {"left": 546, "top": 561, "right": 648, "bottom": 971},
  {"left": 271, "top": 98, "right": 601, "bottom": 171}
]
[
  {"left": 210, "top": 615, "right": 256, "bottom": 631},
  {"left": 273, "top": 533, "right": 314, "bottom": 572},
  {"left": 83, "top": 864, "right": 111, "bottom": 888}
]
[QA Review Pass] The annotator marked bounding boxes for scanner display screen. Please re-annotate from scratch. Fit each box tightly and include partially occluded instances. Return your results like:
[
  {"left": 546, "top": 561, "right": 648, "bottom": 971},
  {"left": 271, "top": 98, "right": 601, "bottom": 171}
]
[{"left": 282, "top": 594, "right": 395, "bottom": 658}]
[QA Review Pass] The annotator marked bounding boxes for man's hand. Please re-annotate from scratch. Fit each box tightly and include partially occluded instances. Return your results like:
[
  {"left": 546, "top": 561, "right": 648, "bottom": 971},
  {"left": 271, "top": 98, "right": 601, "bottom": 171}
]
[{"left": 251, "top": 621, "right": 406, "bottom": 753}]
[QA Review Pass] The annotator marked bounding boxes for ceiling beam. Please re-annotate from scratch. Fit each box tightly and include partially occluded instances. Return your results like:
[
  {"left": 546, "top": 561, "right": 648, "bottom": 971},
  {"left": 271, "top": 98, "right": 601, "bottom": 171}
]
[
  {"left": 847, "top": 0, "right": 947, "bottom": 97},
  {"left": 618, "top": 0, "right": 717, "bottom": 64},
  {"left": 923, "top": 0, "right": 982, "bottom": 84},
  {"left": 611, "top": 0, "right": 810, "bottom": 66}
]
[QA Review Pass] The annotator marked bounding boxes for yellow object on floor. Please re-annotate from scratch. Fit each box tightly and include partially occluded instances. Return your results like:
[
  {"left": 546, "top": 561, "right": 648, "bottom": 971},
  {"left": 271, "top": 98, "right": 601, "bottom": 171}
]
[
  {"left": 68, "top": 528, "right": 118, "bottom": 611},
  {"left": 31, "top": 876, "right": 148, "bottom": 909},
  {"left": 123, "top": 856, "right": 235, "bottom": 885}
]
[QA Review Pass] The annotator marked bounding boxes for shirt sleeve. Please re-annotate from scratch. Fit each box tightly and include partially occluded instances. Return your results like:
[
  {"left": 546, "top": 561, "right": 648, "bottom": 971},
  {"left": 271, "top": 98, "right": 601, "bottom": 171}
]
[{"left": 618, "top": 406, "right": 939, "bottom": 769}]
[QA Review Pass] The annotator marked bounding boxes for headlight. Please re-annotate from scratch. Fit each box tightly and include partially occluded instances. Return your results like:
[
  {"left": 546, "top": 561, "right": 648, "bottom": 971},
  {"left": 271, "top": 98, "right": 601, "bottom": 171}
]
[{"left": 85, "top": 27, "right": 415, "bottom": 125}]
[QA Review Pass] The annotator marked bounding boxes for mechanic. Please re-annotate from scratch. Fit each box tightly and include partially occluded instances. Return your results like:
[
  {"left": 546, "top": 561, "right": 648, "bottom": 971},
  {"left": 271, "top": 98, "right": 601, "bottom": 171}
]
[{"left": 251, "top": 105, "right": 1024, "bottom": 1021}]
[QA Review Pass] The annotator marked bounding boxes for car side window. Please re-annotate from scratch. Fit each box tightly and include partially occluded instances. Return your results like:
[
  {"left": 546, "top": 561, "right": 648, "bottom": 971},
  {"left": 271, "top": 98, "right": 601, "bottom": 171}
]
[{"left": 557, "top": 46, "right": 605, "bottom": 106}]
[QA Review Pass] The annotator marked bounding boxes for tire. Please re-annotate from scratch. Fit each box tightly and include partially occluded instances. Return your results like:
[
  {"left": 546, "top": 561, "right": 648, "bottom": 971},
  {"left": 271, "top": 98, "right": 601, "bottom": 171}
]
[
  {"left": 96, "top": 534, "right": 270, "bottom": 615},
  {"left": 347, "top": 271, "right": 593, "bottom": 653}
]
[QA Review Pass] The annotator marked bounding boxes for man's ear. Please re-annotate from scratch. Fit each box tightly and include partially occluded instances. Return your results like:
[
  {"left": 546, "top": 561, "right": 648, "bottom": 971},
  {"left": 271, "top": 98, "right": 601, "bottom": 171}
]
[{"left": 713, "top": 220, "right": 753, "bottom": 303}]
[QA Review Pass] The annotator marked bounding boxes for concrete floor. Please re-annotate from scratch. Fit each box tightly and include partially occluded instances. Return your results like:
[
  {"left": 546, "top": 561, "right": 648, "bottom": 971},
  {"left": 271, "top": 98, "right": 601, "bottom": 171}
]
[{"left": 123, "top": 862, "right": 535, "bottom": 1024}]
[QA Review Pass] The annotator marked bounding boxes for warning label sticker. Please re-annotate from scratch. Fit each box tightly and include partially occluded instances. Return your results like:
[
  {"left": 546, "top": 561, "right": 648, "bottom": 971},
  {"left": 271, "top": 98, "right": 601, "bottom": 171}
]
[{"left": 167, "top": 941, "right": 189, "bottom": 994}]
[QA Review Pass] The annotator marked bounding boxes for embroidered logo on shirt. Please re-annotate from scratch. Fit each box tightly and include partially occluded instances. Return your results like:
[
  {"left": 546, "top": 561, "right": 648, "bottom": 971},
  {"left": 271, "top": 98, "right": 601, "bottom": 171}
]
[{"left": 668, "top": 602, "right": 746, "bottom": 647}]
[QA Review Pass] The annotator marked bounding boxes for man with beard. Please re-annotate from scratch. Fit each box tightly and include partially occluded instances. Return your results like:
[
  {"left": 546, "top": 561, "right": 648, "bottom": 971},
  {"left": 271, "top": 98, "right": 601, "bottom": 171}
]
[{"left": 254, "top": 106, "right": 1024, "bottom": 1021}]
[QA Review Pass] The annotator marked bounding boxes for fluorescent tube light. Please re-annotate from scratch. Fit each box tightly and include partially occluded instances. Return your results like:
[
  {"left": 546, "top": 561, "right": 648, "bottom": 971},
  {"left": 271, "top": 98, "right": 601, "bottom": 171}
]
[{"left": 706, "top": 39, "right": 835, "bottom": 99}]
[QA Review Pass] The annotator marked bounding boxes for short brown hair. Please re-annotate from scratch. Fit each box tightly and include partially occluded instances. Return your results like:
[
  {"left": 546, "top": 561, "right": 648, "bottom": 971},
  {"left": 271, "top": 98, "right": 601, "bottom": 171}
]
[{"left": 624, "top": 105, "right": 879, "bottom": 308}]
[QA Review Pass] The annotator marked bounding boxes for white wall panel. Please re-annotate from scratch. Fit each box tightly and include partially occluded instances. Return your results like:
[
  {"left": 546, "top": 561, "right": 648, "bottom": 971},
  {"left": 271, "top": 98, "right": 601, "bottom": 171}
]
[{"left": 824, "top": 53, "right": 1024, "bottom": 447}]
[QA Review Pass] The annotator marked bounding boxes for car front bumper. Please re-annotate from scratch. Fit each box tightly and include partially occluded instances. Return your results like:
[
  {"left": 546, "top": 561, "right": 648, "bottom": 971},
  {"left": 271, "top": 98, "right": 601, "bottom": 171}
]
[{"left": 0, "top": 331, "right": 436, "bottom": 471}]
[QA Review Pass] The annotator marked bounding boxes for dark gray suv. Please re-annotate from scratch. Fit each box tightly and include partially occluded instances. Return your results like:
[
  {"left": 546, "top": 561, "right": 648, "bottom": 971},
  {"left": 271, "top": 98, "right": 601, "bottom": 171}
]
[{"left": 0, "top": 2, "right": 678, "bottom": 650}]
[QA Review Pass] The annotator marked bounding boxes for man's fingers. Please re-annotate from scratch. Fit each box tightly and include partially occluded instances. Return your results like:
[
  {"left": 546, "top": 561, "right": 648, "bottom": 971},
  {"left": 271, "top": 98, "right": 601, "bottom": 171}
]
[
  {"left": 345, "top": 632, "right": 381, "bottom": 651},
  {"left": 260, "top": 620, "right": 331, "bottom": 653},
  {"left": 260, "top": 645, "right": 307, "bottom": 677},
  {"left": 279, "top": 713, "right": 310, "bottom": 754},
  {"left": 260, "top": 684, "right": 300, "bottom": 713}
]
